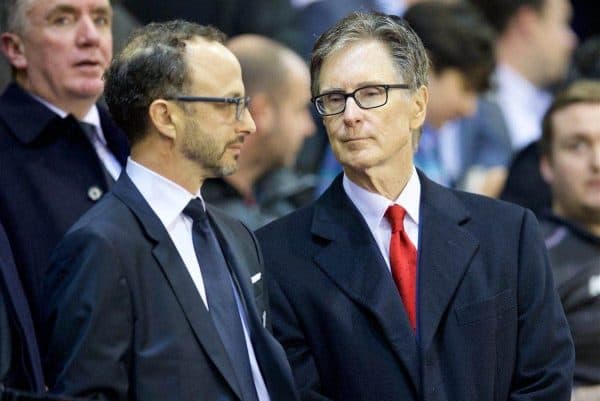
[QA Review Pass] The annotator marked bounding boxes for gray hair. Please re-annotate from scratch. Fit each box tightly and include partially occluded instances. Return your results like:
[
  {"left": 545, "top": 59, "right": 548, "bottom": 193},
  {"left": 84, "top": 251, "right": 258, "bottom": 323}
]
[
  {"left": 0, "top": 0, "right": 30, "bottom": 34},
  {"left": 310, "top": 12, "right": 429, "bottom": 96},
  {"left": 103, "top": 20, "right": 226, "bottom": 145}
]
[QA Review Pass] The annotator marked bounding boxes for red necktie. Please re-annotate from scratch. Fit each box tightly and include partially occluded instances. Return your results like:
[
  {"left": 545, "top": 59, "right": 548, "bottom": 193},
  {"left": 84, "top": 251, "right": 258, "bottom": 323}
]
[{"left": 385, "top": 205, "right": 417, "bottom": 330}]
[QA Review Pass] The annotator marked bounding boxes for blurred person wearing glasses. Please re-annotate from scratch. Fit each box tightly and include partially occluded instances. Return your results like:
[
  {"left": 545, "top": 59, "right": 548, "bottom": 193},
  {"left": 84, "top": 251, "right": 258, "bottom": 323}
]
[
  {"left": 256, "top": 12, "right": 574, "bottom": 401},
  {"left": 42, "top": 20, "right": 298, "bottom": 401}
]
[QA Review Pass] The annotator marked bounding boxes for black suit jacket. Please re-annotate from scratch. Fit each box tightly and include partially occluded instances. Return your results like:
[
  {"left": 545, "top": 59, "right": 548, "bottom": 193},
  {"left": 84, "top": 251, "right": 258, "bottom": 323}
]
[
  {"left": 256, "top": 172, "right": 574, "bottom": 401},
  {"left": 0, "top": 83, "right": 129, "bottom": 335},
  {"left": 43, "top": 173, "right": 298, "bottom": 401},
  {"left": 0, "top": 221, "right": 44, "bottom": 392}
]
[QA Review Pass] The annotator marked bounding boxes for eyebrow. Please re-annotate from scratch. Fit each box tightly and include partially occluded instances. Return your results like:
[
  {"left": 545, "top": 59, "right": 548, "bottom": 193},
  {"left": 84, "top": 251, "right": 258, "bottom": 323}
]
[{"left": 319, "top": 81, "right": 389, "bottom": 93}]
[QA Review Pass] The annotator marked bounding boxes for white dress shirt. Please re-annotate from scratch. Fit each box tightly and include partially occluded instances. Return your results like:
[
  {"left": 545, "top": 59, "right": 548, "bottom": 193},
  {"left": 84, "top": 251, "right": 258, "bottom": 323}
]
[
  {"left": 343, "top": 167, "right": 420, "bottom": 270},
  {"left": 494, "top": 64, "right": 552, "bottom": 151},
  {"left": 126, "top": 158, "right": 270, "bottom": 401},
  {"left": 32, "top": 96, "right": 122, "bottom": 180}
]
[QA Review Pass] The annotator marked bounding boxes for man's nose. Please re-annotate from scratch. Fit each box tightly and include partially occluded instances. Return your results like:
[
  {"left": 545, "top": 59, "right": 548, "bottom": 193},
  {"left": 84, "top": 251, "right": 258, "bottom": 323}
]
[
  {"left": 342, "top": 97, "right": 363, "bottom": 126},
  {"left": 76, "top": 15, "right": 101, "bottom": 46},
  {"left": 237, "top": 108, "right": 256, "bottom": 137}
]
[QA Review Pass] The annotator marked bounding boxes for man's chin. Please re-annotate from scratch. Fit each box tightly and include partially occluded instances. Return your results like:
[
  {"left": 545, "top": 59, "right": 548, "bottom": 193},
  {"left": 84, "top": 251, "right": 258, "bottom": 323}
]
[
  {"left": 69, "top": 81, "right": 105, "bottom": 100},
  {"left": 216, "top": 163, "right": 239, "bottom": 177}
]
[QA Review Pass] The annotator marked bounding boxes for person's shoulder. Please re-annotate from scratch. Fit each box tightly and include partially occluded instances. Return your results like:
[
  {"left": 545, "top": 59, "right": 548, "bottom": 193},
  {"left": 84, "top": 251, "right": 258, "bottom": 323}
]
[
  {"left": 256, "top": 202, "right": 315, "bottom": 236},
  {"left": 67, "top": 192, "right": 132, "bottom": 238},
  {"left": 441, "top": 185, "right": 532, "bottom": 228},
  {"left": 206, "top": 202, "right": 259, "bottom": 239},
  {"left": 424, "top": 174, "right": 528, "bottom": 219}
]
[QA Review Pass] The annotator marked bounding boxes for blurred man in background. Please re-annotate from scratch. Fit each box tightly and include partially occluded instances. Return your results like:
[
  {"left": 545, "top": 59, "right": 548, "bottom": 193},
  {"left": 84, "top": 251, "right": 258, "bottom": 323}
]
[
  {"left": 462, "top": 0, "right": 577, "bottom": 198},
  {"left": 538, "top": 80, "right": 600, "bottom": 401}
]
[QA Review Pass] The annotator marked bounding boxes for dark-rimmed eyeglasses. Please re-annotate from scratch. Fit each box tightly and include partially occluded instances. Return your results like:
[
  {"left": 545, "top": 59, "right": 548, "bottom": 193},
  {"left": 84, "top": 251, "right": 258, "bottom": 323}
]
[
  {"left": 312, "top": 84, "right": 411, "bottom": 116},
  {"left": 165, "top": 96, "right": 251, "bottom": 120}
]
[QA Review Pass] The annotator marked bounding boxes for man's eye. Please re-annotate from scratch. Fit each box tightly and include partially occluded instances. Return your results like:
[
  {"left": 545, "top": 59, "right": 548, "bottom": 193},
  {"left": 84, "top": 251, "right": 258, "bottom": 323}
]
[
  {"left": 52, "top": 15, "right": 73, "bottom": 26},
  {"left": 568, "top": 141, "right": 588, "bottom": 151},
  {"left": 360, "top": 87, "right": 383, "bottom": 97},
  {"left": 94, "top": 16, "right": 111, "bottom": 26},
  {"left": 325, "top": 94, "right": 345, "bottom": 103}
]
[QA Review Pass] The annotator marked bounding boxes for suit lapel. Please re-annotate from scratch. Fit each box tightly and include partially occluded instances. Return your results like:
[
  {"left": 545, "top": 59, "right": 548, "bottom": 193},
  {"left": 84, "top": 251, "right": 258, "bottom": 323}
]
[
  {"left": 111, "top": 174, "right": 242, "bottom": 400},
  {"left": 416, "top": 173, "right": 479, "bottom": 350},
  {"left": 311, "top": 177, "right": 420, "bottom": 390},
  {"left": 209, "top": 210, "right": 300, "bottom": 401}
]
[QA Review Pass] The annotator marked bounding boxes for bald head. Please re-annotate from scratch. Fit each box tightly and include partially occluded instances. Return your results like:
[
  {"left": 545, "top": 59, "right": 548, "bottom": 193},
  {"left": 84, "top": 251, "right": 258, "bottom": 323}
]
[
  {"left": 225, "top": 34, "right": 315, "bottom": 176},
  {"left": 227, "top": 34, "right": 306, "bottom": 99}
]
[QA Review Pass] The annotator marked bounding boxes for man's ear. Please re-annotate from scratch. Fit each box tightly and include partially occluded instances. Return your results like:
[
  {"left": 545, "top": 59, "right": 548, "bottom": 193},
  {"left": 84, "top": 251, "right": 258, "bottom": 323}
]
[
  {"left": 409, "top": 85, "right": 428, "bottom": 132},
  {"left": 247, "top": 92, "right": 274, "bottom": 137},
  {"left": 0, "top": 33, "right": 27, "bottom": 69},
  {"left": 539, "top": 154, "right": 554, "bottom": 185},
  {"left": 148, "top": 99, "right": 178, "bottom": 140}
]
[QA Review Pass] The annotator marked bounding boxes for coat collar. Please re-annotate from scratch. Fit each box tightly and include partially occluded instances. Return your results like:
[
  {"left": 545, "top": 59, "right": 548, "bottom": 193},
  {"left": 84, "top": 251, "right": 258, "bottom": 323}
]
[
  {"left": 0, "top": 83, "right": 128, "bottom": 166},
  {"left": 415, "top": 170, "right": 479, "bottom": 350},
  {"left": 0, "top": 83, "right": 60, "bottom": 144},
  {"left": 310, "top": 171, "right": 479, "bottom": 386},
  {"left": 310, "top": 174, "right": 421, "bottom": 391}
]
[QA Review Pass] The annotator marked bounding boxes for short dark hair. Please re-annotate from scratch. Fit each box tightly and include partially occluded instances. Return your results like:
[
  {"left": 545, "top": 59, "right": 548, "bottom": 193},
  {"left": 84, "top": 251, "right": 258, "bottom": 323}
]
[
  {"left": 468, "top": 0, "right": 546, "bottom": 34},
  {"left": 103, "top": 20, "right": 226, "bottom": 145},
  {"left": 540, "top": 79, "right": 600, "bottom": 158},
  {"left": 310, "top": 12, "right": 429, "bottom": 97},
  {"left": 404, "top": 1, "right": 496, "bottom": 92},
  {"left": 567, "top": 34, "right": 600, "bottom": 82}
]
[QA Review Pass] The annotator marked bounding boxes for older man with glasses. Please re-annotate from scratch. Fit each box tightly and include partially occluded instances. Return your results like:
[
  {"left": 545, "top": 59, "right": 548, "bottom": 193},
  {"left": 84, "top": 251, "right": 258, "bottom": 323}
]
[
  {"left": 43, "top": 20, "right": 299, "bottom": 401},
  {"left": 256, "top": 11, "right": 574, "bottom": 401}
]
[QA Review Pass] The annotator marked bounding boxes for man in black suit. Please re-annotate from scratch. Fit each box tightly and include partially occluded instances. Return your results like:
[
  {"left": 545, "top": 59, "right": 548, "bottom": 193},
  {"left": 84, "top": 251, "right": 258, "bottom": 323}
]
[
  {"left": 43, "top": 20, "right": 298, "bottom": 401},
  {"left": 256, "top": 12, "right": 575, "bottom": 401},
  {"left": 0, "top": 0, "right": 129, "bottom": 334},
  {"left": 0, "top": 221, "right": 44, "bottom": 393}
]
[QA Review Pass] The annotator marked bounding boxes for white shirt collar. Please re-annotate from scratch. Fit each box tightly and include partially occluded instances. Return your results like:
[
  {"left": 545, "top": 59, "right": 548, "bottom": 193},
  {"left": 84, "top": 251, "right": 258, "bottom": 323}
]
[
  {"left": 126, "top": 157, "right": 202, "bottom": 230},
  {"left": 494, "top": 64, "right": 552, "bottom": 149},
  {"left": 31, "top": 94, "right": 107, "bottom": 145},
  {"left": 495, "top": 64, "right": 551, "bottom": 108},
  {"left": 342, "top": 166, "right": 420, "bottom": 233}
]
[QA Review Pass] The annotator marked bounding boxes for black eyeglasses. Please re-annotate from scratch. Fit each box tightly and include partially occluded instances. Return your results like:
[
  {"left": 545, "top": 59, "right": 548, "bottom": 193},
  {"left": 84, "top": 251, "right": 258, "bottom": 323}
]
[
  {"left": 312, "top": 84, "right": 411, "bottom": 116},
  {"left": 165, "top": 95, "right": 251, "bottom": 120}
]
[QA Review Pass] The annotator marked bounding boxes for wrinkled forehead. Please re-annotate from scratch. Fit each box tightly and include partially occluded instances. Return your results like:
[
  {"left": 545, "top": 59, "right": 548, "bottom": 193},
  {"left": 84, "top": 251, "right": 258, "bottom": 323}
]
[
  {"left": 318, "top": 40, "right": 399, "bottom": 91},
  {"left": 23, "top": 0, "right": 112, "bottom": 18}
]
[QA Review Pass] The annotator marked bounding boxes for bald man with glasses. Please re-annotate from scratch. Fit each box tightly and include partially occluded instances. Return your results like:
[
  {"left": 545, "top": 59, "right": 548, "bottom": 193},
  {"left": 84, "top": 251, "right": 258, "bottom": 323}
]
[{"left": 43, "top": 20, "right": 298, "bottom": 401}]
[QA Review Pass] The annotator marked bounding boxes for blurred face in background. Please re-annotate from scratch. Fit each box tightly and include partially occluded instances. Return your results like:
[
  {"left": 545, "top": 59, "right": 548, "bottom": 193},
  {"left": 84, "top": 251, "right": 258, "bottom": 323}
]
[
  {"left": 541, "top": 102, "right": 600, "bottom": 227},
  {"left": 426, "top": 68, "right": 477, "bottom": 129},
  {"left": 529, "top": 0, "right": 576, "bottom": 86},
  {"left": 266, "top": 53, "right": 315, "bottom": 168}
]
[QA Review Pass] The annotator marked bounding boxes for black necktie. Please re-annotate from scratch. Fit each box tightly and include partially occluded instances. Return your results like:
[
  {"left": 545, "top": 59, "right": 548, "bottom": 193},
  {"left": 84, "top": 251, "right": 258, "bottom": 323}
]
[
  {"left": 79, "top": 122, "right": 116, "bottom": 188},
  {"left": 183, "top": 198, "right": 260, "bottom": 401}
]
